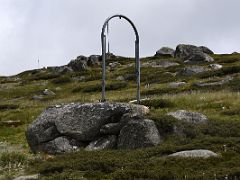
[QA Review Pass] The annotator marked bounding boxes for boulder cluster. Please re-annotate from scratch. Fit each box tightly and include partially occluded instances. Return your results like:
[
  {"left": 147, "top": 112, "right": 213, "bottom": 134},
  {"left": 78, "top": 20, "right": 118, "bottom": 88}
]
[
  {"left": 26, "top": 102, "right": 161, "bottom": 154},
  {"left": 155, "top": 44, "right": 214, "bottom": 64},
  {"left": 67, "top": 55, "right": 101, "bottom": 71}
]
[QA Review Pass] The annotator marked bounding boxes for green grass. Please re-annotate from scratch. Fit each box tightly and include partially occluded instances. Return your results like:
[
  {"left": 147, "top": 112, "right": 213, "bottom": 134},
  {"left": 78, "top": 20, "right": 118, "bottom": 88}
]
[{"left": 0, "top": 53, "right": 240, "bottom": 179}]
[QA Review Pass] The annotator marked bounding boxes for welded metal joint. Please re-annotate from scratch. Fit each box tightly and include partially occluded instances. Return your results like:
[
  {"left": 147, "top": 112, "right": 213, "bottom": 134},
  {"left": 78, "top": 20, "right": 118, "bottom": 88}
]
[{"left": 101, "top": 14, "right": 140, "bottom": 104}]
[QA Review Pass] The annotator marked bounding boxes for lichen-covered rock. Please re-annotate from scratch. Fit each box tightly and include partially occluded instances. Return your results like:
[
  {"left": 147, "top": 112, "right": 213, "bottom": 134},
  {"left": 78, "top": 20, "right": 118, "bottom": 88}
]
[
  {"left": 26, "top": 102, "right": 150, "bottom": 154},
  {"left": 118, "top": 118, "right": 161, "bottom": 149},
  {"left": 85, "top": 135, "right": 117, "bottom": 151},
  {"left": 175, "top": 44, "right": 214, "bottom": 63},
  {"left": 167, "top": 110, "right": 208, "bottom": 124},
  {"left": 169, "top": 149, "right": 218, "bottom": 158}
]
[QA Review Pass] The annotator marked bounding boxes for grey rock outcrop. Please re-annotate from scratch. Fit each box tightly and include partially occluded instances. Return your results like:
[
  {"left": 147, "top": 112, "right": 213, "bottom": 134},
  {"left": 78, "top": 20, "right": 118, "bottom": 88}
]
[
  {"left": 68, "top": 55, "right": 88, "bottom": 71},
  {"left": 88, "top": 55, "right": 101, "bottom": 66},
  {"left": 168, "top": 110, "right": 208, "bottom": 124},
  {"left": 142, "top": 61, "right": 179, "bottom": 68},
  {"left": 26, "top": 102, "right": 154, "bottom": 154},
  {"left": 67, "top": 55, "right": 101, "bottom": 72},
  {"left": 195, "top": 76, "right": 233, "bottom": 87},
  {"left": 169, "top": 149, "right": 218, "bottom": 158},
  {"left": 175, "top": 44, "right": 214, "bottom": 63},
  {"left": 155, "top": 47, "right": 175, "bottom": 57},
  {"left": 49, "top": 66, "right": 73, "bottom": 74},
  {"left": 118, "top": 118, "right": 161, "bottom": 149},
  {"left": 177, "top": 66, "right": 208, "bottom": 76}
]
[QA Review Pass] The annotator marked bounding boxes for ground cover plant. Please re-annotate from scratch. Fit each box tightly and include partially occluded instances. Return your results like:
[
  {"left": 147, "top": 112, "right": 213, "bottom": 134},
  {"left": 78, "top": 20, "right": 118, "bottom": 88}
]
[{"left": 0, "top": 53, "right": 240, "bottom": 179}]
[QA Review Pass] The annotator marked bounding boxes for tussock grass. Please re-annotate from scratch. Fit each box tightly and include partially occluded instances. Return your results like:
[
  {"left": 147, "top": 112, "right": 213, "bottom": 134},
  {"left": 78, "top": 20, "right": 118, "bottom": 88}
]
[{"left": 1, "top": 53, "right": 240, "bottom": 178}]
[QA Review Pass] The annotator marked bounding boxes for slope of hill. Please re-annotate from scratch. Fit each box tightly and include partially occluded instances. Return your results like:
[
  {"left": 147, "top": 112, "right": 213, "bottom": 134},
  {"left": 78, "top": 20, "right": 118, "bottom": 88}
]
[{"left": 0, "top": 50, "right": 240, "bottom": 179}]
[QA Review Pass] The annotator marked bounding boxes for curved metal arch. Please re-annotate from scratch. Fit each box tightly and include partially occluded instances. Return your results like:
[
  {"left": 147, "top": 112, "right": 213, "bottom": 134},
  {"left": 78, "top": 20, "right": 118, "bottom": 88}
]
[{"left": 101, "top": 14, "right": 141, "bottom": 104}]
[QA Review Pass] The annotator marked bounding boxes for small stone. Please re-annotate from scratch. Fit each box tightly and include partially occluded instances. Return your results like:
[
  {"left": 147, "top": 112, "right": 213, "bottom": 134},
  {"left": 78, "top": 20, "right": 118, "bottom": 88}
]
[
  {"left": 169, "top": 82, "right": 187, "bottom": 88},
  {"left": 55, "top": 87, "right": 62, "bottom": 91},
  {"left": 85, "top": 135, "right": 117, "bottom": 151},
  {"left": 116, "top": 76, "right": 125, "bottom": 81},
  {"left": 209, "top": 64, "right": 222, "bottom": 70},
  {"left": 109, "top": 62, "right": 121, "bottom": 69},
  {"left": 32, "top": 95, "right": 44, "bottom": 100},
  {"left": 43, "top": 89, "right": 55, "bottom": 96}
]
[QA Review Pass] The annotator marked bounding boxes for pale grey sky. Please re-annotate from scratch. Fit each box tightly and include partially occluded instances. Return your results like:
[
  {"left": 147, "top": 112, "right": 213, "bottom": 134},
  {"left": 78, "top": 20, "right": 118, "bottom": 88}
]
[{"left": 0, "top": 0, "right": 240, "bottom": 75}]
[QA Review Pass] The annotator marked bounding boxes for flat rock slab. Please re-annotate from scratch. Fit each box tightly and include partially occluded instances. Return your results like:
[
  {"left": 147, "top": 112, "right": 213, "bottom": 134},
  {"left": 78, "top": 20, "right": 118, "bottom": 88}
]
[
  {"left": 169, "top": 149, "right": 218, "bottom": 158},
  {"left": 13, "top": 174, "right": 39, "bottom": 180},
  {"left": 168, "top": 110, "right": 208, "bottom": 124}
]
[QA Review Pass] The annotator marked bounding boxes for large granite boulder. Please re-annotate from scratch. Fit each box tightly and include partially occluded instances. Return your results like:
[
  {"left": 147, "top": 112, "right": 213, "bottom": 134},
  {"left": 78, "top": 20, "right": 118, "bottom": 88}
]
[
  {"left": 118, "top": 117, "right": 161, "bottom": 149},
  {"left": 26, "top": 102, "right": 154, "bottom": 154},
  {"left": 155, "top": 47, "right": 175, "bottom": 57},
  {"left": 68, "top": 55, "right": 88, "bottom": 71},
  {"left": 175, "top": 44, "right": 214, "bottom": 63}
]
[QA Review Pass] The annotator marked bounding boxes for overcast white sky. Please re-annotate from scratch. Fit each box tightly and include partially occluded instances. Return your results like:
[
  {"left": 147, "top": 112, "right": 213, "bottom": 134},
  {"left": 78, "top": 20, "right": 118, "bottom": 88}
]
[{"left": 0, "top": 0, "right": 240, "bottom": 75}]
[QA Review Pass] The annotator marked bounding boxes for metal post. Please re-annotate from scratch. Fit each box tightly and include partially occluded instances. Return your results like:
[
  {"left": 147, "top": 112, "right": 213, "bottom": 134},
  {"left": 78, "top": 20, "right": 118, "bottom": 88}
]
[
  {"left": 107, "top": 22, "right": 110, "bottom": 54},
  {"left": 135, "top": 40, "right": 140, "bottom": 104},
  {"left": 101, "top": 35, "right": 106, "bottom": 102}
]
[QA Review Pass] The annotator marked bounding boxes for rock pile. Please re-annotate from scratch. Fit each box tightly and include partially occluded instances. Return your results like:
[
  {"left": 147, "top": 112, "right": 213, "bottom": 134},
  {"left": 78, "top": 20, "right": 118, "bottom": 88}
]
[
  {"left": 67, "top": 55, "right": 101, "bottom": 71},
  {"left": 26, "top": 102, "right": 162, "bottom": 154}
]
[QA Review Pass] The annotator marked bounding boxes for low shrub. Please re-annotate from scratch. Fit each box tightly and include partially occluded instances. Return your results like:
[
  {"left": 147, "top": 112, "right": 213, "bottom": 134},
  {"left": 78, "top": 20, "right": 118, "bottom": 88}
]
[
  {"left": 51, "top": 76, "right": 72, "bottom": 84},
  {"left": 198, "top": 66, "right": 240, "bottom": 79},
  {"left": 140, "top": 99, "right": 175, "bottom": 109},
  {"left": 72, "top": 82, "right": 128, "bottom": 93},
  {"left": 0, "top": 104, "right": 19, "bottom": 111},
  {"left": 0, "top": 152, "right": 27, "bottom": 167}
]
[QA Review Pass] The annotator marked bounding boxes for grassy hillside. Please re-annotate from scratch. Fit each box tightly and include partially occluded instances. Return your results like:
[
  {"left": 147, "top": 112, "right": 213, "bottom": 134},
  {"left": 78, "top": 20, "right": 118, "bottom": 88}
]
[{"left": 0, "top": 53, "right": 240, "bottom": 179}]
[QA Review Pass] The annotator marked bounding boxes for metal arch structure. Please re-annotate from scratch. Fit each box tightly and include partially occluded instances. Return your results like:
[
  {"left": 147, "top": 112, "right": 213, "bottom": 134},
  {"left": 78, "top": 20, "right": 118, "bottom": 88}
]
[{"left": 101, "top": 14, "right": 141, "bottom": 104}]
